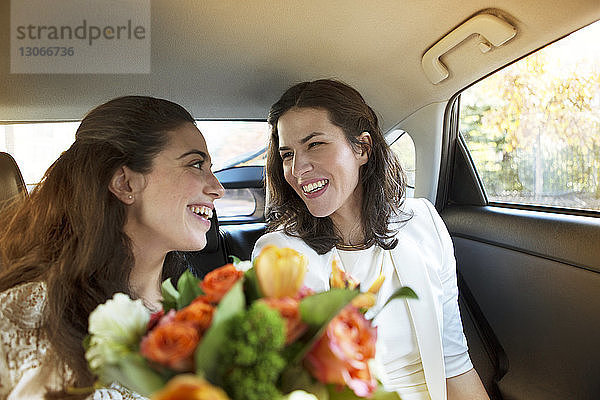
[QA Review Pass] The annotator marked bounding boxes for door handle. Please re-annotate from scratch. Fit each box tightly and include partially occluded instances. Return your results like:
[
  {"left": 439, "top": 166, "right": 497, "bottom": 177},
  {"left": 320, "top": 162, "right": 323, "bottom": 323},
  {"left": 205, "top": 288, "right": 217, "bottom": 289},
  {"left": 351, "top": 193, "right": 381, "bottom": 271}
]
[{"left": 422, "top": 13, "right": 517, "bottom": 84}]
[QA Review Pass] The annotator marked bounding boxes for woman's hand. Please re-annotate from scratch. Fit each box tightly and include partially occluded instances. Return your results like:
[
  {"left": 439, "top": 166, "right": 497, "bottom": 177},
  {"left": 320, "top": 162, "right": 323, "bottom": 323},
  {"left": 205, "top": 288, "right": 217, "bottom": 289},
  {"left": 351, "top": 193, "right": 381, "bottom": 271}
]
[{"left": 447, "top": 368, "right": 490, "bottom": 400}]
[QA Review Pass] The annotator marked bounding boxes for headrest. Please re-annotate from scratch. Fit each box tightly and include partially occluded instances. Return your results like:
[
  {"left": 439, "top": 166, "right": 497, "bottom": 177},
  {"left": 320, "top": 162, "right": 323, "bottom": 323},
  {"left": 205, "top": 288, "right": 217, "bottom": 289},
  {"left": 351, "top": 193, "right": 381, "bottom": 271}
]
[{"left": 0, "top": 152, "right": 27, "bottom": 211}]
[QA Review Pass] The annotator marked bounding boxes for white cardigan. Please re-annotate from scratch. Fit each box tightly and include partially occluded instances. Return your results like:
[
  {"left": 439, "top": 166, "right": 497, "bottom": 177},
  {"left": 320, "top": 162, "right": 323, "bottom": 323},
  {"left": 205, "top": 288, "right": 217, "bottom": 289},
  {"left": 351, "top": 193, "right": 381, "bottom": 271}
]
[{"left": 252, "top": 198, "right": 472, "bottom": 400}]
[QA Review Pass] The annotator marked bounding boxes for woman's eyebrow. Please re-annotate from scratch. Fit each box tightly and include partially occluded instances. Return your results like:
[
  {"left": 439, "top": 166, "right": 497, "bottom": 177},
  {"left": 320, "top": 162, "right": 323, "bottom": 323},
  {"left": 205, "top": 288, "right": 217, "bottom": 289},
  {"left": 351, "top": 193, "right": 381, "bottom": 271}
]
[
  {"left": 177, "top": 150, "right": 207, "bottom": 160},
  {"left": 279, "top": 132, "right": 325, "bottom": 151}
]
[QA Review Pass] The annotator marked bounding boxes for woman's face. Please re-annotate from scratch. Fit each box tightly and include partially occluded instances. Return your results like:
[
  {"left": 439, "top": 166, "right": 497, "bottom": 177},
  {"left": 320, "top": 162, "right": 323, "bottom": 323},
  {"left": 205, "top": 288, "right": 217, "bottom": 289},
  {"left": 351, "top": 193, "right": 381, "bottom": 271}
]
[
  {"left": 277, "top": 107, "right": 369, "bottom": 222},
  {"left": 128, "top": 123, "right": 224, "bottom": 253}
]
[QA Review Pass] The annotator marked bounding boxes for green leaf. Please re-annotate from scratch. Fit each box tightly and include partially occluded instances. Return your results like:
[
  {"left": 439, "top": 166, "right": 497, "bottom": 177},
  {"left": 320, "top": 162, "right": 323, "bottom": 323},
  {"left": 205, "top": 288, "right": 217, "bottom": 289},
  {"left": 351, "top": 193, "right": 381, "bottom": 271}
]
[
  {"left": 243, "top": 267, "right": 263, "bottom": 304},
  {"left": 229, "top": 255, "right": 242, "bottom": 264},
  {"left": 212, "top": 279, "right": 245, "bottom": 325},
  {"left": 372, "top": 286, "right": 418, "bottom": 320},
  {"left": 82, "top": 334, "right": 91, "bottom": 351},
  {"left": 106, "top": 354, "right": 166, "bottom": 397},
  {"left": 176, "top": 270, "right": 204, "bottom": 309},
  {"left": 299, "top": 289, "right": 358, "bottom": 326},
  {"left": 195, "top": 280, "right": 245, "bottom": 380},
  {"left": 280, "top": 363, "right": 329, "bottom": 398},
  {"left": 383, "top": 286, "right": 418, "bottom": 307},
  {"left": 161, "top": 278, "right": 179, "bottom": 312}
]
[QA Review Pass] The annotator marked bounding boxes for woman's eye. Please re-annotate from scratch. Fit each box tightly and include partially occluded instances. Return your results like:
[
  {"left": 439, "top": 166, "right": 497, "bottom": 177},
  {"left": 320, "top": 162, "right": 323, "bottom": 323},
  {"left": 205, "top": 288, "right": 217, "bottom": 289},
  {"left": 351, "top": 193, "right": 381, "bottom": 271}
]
[
  {"left": 191, "top": 161, "right": 204, "bottom": 170},
  {"left": 280, "top": 151, "right": 293, "bottom": 160},
  {"left": 308, "top": 141, "right": 323, "bottom": 149}
]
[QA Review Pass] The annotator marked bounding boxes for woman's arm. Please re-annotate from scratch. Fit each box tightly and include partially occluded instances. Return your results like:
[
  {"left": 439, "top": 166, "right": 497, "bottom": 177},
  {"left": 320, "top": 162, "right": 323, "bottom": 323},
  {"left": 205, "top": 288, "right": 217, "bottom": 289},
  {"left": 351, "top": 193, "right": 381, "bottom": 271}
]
[{"left": 447, "top": 368, "right": 490, "bottom": 400}]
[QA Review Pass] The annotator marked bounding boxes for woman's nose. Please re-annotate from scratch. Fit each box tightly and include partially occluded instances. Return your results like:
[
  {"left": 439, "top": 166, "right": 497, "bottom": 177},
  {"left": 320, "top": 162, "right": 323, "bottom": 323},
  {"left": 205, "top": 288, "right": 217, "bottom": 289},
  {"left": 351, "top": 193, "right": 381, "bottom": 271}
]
[
  {"left": 206, "top": 171, "right": 225, "bottom": 199},
  {"left": 292, "top": 153, "right": 312, "bottom": 177}
]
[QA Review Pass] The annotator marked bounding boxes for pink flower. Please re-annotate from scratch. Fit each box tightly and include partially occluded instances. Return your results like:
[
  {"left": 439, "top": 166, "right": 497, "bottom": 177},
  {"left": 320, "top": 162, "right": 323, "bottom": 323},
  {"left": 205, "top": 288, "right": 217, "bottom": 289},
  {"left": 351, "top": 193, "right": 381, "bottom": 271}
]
[{"left": 305, "top": 306, "right": 377, "bottom": 397}]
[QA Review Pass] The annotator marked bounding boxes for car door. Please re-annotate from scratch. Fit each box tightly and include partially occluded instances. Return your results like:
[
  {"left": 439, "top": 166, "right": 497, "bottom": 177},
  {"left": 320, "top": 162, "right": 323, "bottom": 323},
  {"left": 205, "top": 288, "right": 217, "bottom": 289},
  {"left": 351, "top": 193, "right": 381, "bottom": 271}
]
[{"left": 437, "top": 22, "right": 600, "bottom": 400}]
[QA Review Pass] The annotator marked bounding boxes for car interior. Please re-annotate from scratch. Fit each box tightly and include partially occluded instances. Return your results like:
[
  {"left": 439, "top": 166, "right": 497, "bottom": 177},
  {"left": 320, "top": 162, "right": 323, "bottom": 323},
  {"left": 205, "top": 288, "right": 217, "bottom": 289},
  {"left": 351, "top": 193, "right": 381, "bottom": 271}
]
[{"left": 1, "top": 1, "right": 599, "bottom": 399}]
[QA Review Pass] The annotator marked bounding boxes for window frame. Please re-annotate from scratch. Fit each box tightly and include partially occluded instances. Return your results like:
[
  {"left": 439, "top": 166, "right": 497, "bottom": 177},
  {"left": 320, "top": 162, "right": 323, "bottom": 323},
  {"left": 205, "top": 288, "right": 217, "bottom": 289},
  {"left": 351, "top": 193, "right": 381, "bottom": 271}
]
[{"left": 444, "top": 22, "right": 600, "bottom": 218}]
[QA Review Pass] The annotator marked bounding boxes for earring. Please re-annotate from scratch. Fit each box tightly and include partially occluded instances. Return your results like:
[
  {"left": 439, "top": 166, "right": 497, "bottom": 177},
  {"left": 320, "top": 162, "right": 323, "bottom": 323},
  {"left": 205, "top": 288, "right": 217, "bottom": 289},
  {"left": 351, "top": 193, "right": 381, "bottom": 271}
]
[{"left": 128, "top": 195, "right": 133, "bottom": 199}]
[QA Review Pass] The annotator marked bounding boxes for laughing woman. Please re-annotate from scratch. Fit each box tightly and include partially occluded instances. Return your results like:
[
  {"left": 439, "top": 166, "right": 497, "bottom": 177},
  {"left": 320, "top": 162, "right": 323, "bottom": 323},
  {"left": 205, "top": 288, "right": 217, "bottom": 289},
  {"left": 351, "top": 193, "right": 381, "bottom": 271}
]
[
  {"left": 252, "top": 79, "right": 489, "bottom": 400},
  {"left": 0, "top": 96, "right": 224, "bottom": 399}
]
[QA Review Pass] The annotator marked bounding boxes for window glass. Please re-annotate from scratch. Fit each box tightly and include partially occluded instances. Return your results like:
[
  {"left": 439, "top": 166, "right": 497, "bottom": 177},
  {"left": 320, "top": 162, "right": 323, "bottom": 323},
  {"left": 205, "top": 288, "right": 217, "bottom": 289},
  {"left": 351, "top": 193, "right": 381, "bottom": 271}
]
[
  {"left": 459, "top": 21, "right": 600, "bottom": 211},
  {"left": 197, "top": 121, "right": 269, "bottom": 171},
  {"left": 389, "top": 130, "right": 416, "bottom": 198},
  {"left": 215, "top": 188, "right": 257, "bottom": 218},
  {"left": 0, "top": 122, "right": 79, "bottom": 192},
  {"left": 0, "top": 120, "right": 269, "bottom": 218}
]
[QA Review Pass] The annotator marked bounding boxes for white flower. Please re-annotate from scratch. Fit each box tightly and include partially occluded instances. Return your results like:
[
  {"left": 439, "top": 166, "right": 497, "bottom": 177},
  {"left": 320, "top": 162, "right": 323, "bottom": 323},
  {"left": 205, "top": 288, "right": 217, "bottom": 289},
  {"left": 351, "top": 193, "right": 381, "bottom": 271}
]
[
  {"left": 283, "top": 390, "right": 319, "bottom": 400},
  {"left": 88, "top": 293, "right": 150, "bottom": 345},
  {"left": 86, "top": 293, "right": 150, "bottom": 372},
  {"left": 234, "top": 260, "right": 253, "bottom": 272}
]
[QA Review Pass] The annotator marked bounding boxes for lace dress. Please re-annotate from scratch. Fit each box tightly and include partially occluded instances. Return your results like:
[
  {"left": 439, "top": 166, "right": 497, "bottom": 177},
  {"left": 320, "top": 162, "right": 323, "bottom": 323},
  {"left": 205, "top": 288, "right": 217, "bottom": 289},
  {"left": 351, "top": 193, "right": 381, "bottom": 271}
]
[{"left": 0, "top": 282, "right": 146, "bottom": 400}]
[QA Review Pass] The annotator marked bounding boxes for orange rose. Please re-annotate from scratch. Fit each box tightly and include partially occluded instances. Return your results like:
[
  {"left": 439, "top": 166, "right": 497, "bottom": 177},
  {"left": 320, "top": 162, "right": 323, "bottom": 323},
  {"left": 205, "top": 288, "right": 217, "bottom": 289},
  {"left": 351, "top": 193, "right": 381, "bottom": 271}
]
[
  {"left": 201, "top": 264, "right": 244, "bottom": 303},
  {"left": 259, "top": 297, "right": 307, "bottom": 344},
  {"left": 152, "top": 374, "right": 230, "bottom": 400},
  {"left": 140, "top": 322, "right": 200, "bottom": 371},
  {"left": 304, "top": 306, "right": 377, "bottom": 397},
  {"left": 174, "top": 299, "right": 215, "bottom": 333}
]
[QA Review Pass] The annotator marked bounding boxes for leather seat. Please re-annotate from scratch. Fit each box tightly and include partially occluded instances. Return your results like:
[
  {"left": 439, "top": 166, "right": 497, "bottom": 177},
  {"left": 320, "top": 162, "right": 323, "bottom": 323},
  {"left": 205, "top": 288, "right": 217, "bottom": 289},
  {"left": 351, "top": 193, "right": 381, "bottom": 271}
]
[{"left": 0, "top": 152, "right": 27, "bottom": 212}]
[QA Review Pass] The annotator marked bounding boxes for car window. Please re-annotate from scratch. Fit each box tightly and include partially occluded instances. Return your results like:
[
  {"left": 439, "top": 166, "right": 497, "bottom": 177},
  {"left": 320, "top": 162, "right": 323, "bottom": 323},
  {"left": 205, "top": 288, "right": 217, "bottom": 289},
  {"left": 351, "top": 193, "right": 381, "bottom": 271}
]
[
  {"left": 0, "top": 120, "right": 269, "bottom": 220},
  {"left": 388, "top": 129, "right": 416, "bottom": 198},
  {"left": 459, "top": 21, "right": 600, "bottom": 212},
  {"left": 0, "top": 120, "right": 269, "bottom": 189},
  {"left": 197, "top": 121, "right": 269, "bottom": 171},
  {"left": 0, "top": 122, "right": 79, "bottom": 192}
]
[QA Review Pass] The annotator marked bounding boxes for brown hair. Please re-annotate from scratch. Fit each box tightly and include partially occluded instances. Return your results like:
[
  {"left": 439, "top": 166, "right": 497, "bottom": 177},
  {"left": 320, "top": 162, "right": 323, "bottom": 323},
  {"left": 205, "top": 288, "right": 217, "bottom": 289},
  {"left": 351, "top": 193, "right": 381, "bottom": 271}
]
[
  {"left": 0, "top": 96, "right": 194, "bottom": 396},
  {"left": 266, "top": 79, "right": 408, "bottom": 254}
]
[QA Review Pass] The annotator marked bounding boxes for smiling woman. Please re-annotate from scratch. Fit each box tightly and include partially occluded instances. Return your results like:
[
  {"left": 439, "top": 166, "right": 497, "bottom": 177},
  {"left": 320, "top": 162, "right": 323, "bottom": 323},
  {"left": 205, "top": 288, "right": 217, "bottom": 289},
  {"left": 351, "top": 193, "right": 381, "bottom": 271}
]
[
  {"left": 0, "top": 96, "right": 222, "bottom": 399},
  {"left": 254, "top": 79, "right": 489, "bottom": 400}
]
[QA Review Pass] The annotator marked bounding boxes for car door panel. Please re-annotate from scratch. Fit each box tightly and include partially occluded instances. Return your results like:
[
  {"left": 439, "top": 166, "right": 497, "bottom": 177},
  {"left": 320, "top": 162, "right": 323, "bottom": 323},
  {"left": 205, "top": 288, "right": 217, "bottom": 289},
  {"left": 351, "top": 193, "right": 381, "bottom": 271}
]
[{"left": 440, "top": 133, "right": 600, "bottom": 399}]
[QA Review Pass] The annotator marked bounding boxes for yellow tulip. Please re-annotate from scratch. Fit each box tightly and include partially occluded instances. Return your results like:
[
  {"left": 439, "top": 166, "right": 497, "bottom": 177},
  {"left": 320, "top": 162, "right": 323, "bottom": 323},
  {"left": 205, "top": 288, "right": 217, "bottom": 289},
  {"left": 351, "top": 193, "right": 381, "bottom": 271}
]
[{"left": 254, "top": 245, "right": 307, "bottom": 298}]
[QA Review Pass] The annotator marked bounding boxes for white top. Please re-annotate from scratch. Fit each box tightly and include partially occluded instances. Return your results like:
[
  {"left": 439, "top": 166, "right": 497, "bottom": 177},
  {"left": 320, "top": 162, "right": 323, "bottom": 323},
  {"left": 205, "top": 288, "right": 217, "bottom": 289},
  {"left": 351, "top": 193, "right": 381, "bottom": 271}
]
[
  {"left": 337, "top": 246, "right": 431, "bottom": 399},
  {"left": 252, "top": 198, "right": 473, "bottom": 400},
  {"left": 0, "top": 281, "right": 146, "bottom": 400}
]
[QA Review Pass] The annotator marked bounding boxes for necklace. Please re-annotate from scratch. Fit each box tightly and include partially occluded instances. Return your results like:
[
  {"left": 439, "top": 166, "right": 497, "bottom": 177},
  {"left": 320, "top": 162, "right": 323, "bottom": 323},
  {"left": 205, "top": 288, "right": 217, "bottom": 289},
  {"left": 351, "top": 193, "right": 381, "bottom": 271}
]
[{"left": 335, "top": 238, "right": 375, "bottom": 251}]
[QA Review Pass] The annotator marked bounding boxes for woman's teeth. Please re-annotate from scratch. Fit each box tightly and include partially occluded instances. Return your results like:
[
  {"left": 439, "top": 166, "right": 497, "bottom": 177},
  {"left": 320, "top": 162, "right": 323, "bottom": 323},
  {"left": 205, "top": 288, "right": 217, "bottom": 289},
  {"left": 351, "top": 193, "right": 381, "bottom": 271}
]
[
  {"left": 189, "top": 205, "right": 213, "bottom": 219},
  {"left": 302, "top": 179, "right": 328, "bottom": 194}
]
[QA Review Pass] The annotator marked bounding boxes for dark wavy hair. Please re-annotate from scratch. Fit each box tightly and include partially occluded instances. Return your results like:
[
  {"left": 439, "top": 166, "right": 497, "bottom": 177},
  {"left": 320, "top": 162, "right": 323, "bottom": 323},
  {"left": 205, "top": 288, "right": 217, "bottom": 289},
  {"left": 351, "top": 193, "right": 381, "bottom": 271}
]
[
  {"left": 0, "top": 96, "right": 194, "bottom": 398},
  {"left": 266, "top": 79, "right": 408, "bottom": 254}
]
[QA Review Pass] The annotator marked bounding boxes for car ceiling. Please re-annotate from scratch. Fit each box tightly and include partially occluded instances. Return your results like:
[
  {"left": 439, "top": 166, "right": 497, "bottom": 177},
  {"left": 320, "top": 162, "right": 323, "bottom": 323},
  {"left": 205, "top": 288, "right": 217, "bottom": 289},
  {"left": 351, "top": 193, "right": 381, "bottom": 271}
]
[{"left": 1, "top": 0, "right": 599, "bottom": 131}]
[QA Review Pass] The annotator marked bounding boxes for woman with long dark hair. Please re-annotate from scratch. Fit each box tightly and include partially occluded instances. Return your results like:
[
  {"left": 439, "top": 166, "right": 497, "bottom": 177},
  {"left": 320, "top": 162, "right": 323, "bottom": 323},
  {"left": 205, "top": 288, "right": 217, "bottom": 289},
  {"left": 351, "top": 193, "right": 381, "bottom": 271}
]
[
  {"left": 253, "top": 79, "right": 489, "bottom": 400},
  {"left": 0, "top": 96, "right": 224, "bottom": 399}
]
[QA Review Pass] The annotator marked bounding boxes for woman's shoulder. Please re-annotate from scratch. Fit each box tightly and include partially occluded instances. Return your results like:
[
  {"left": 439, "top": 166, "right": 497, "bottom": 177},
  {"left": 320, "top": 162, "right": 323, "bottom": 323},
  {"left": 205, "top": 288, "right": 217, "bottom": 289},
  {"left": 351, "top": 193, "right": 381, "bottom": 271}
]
[
  {"left": 394, "top": 197, "right": 445, "bottom": 232},
  {"left": 399, "top": 197, "right": 436, "bottom": 216},
  {"left": 0, "top": 281, "right": 47, "bottom": 330},
  {"left": 393, "top": 197, "right": 453, "bottom": 262}
]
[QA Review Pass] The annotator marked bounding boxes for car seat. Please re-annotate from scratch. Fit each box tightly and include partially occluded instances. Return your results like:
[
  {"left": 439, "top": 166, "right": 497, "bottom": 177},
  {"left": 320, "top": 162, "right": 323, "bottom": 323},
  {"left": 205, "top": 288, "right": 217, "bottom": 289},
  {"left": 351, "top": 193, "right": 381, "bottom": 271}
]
[{"left": 0, "top": 152, "right": 27, "bottom": 213}]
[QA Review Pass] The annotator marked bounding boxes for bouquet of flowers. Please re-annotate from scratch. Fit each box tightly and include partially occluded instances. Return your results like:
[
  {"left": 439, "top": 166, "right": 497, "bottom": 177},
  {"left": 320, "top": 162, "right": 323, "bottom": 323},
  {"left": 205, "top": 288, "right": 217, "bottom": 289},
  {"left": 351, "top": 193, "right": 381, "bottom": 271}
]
[{"left": 84, "top": 245, "right": 416, "bottom": 399}]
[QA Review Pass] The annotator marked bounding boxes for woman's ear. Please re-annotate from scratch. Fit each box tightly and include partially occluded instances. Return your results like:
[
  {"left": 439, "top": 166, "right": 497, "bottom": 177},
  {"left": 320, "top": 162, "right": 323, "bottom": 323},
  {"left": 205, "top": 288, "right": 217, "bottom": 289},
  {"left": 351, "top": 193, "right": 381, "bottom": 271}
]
[
  {"left": 108, "top": 166, "right": 145, "bottom": 205},
  {"left": 357, "top": 131, "right": 372, "bottom": 165}
]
